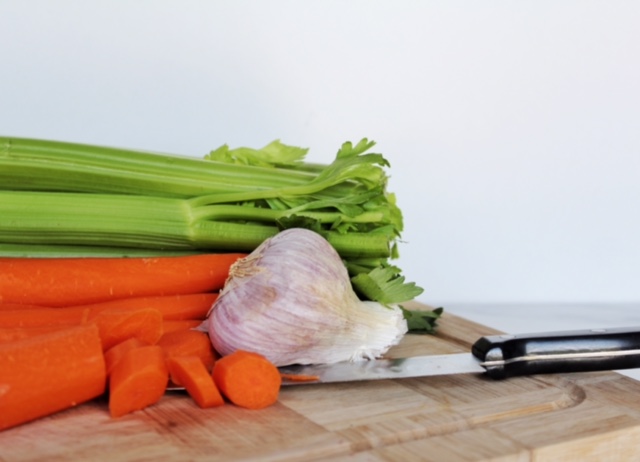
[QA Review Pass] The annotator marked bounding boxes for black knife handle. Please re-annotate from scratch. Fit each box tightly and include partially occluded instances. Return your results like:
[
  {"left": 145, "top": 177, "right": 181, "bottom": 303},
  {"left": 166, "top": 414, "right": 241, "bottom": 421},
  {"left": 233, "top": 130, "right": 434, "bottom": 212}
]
[{"left": 471, "top": 326, "right": 640, "bottom": 379}]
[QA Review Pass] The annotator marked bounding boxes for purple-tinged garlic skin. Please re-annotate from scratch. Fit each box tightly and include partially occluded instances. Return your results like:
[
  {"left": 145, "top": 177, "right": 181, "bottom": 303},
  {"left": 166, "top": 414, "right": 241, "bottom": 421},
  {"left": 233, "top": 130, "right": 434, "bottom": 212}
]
[{"left": 207, "top": 228, "right": 407, "bottom": 366}]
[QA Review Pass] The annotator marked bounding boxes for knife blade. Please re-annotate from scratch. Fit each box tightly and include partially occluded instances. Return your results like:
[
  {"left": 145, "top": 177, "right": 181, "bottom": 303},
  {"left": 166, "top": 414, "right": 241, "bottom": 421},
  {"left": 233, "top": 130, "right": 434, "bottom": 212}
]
[{"left": 278, "top": 326, "right": 640, "bottom": 384}]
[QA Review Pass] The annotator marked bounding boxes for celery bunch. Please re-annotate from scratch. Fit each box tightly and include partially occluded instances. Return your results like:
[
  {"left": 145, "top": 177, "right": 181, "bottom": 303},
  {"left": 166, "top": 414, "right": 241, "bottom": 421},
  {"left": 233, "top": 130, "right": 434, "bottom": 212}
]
[{"left": 0, "top": 136, "right": 425, "bottom": 306}]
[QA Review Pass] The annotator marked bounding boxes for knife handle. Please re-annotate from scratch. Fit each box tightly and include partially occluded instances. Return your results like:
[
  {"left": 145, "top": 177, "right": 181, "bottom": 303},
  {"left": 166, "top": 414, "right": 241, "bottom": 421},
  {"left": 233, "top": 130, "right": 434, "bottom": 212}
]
[{"left": 471, "top": 326, "right": 640, "bottom": 379}]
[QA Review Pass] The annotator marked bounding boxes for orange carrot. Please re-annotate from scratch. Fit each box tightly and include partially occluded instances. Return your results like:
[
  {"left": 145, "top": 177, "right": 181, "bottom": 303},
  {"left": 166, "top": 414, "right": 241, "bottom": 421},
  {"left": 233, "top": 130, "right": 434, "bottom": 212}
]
[
  {"left": 0, "top": 326, "right": 70, "bottom": 344},
  {"left": 166, "top": 356, "right": 224, "bottom": 408},
  {"left": 0, "top": 307, "right": 164, "bottom": 350},
  {"left": 212, "top": 350, "right": 281, "bottom": 410},
  {"left": 109, "top": 345, "right": 168, "bottom": 418},
  {"left": 0, "top": 253, "right": 245, "bottom": 307},
  {"left": 0, "top": 308, "right": 91, "bottom": 328},
  {"left": 104, "top": 337, "right": 149, "bottom": 376},
  {"left": 158, "top": 329, "right": 216, "bottom": 372},
  {"left": 93, "top": 308, "right": 164, "bottom": 351},
  {"left": 162, "top": 320, "right": 203, "bottom": 334},
  {"left": 0, "top": 324, "right": 106, "bottom": 431},
  {"left": 0, "top": 293, "right": 216, "bottom": 329},
  {"left": 0, "top": 303, "right": 51, "bottom": 311},
  {"left": 279, "top": 372, "right": 321, "bottom": 383},
  {"left": 70, "top": 293, "right": 219, "bottom": 321}
]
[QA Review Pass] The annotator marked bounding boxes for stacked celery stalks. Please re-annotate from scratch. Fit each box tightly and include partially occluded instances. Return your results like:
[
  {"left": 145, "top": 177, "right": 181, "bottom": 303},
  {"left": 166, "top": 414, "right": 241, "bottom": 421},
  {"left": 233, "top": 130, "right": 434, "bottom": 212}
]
[{"left": 0, "top": 136, "right": 440, "bottom": 331}]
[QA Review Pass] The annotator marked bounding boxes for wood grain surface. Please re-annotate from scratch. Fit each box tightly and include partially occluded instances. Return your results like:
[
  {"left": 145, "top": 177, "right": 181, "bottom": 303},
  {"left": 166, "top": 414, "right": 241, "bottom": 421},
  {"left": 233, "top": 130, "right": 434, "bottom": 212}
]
[{"left": 2, "top": 303, "right": 640, "bottom": 461}]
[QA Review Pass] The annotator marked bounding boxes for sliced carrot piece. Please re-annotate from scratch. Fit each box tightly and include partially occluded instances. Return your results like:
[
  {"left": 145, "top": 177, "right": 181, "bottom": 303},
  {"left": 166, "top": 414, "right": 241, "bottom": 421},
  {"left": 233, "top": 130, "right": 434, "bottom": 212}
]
[
  {"left": 0, "top": 324, "right": 106, "bottom": 430},
  {"left": 158, "top": 329, "right": 216, "bottom": 373},
  {"left": 104, "top": 337, "right": 149, "bottom": 376},
  {"left": 279, "top": 372, "right": 321, "bottom": 383},
  {"left": 167, "top": 356, "right": 224, "bottom": 408},
  {"left": 212, "top": 350, "right": 281, "bottom": 410},
  {"left": 92, "top": 308, "right": 163, "bottom": 351},
  {"left": 108, "top": 345, "right": 168, "bottom": 418}
]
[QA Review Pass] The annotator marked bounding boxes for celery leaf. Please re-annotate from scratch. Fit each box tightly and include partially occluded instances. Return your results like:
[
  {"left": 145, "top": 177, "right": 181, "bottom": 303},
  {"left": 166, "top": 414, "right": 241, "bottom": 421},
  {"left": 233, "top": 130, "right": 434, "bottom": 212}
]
[
  {"left": 351, "top": 265, "right": 423, "bottom": 304},
  {"left": 206, "top": 140, "right": 308, "bottom": 167},
  {"left": 402, "top": 307, "right": 444, "bottom": 334}
]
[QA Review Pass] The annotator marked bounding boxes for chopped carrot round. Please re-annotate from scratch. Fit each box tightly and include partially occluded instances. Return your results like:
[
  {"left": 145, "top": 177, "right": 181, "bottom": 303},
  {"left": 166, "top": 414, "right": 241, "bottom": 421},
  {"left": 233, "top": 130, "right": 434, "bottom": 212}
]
[
  {"left": 0, "top": 324, "right": 106, "bottom": 431},
  {"left": 158, "top": 329, "right": 217, "bottom": 373},
  {"left": 108, "top": 345, "right": 168, "bottom": 418},
  {"left": 93, "top": 308, "right": 164, "bottom": 351},
  {"left": 212, "top": 350, "right": 281, "bottom": 410},
  {"left": 104, "top": 337, "right": 149, "bottom": 376}
]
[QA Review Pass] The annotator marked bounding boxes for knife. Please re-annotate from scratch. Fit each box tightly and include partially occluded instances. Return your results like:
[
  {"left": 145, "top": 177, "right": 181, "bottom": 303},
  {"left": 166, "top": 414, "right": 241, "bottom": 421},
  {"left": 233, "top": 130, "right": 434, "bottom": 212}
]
[{"left": 277, "top": 326, "right": 640, "bottom": 384}]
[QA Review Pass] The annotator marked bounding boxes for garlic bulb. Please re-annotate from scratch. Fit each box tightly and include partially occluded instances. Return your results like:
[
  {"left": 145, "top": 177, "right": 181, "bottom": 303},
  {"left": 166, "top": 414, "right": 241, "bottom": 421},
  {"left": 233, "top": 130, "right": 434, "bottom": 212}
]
[{"left": 206, "top": 228, "right": 408, "bottom": 366}]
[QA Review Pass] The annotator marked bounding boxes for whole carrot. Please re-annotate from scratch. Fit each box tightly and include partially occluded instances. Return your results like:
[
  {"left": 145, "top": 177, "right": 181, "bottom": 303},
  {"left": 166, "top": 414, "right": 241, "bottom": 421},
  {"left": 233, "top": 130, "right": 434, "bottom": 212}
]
[
  {"left": 0, "top": 253, "right": 245, "bottom": 307},
  {"left": 0, "top": 303, "right": 51, "bottom": 311},
  {"left": 0, "top": 308, "right": 91, "bottom": 328},
  {"left": 0, "top": 326, "right": 69, "bottom": 344},
  {"left": 71, "top": 293, "right": 219, "bottom": 321},
  {"left": 0, "top": 324, "right": 106, "bottom": 431},
  {"left": 0, "top": 293, "right": 218, "bottom": 329}
]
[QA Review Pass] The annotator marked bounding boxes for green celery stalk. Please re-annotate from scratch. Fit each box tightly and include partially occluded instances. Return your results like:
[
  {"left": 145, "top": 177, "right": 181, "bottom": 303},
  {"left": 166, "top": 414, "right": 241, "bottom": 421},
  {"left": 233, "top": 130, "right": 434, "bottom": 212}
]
[
  {"left": 0, "top": 136, "right": 423, "bottom": 305},
  {"left": 0, "top": 190, "right": 392, "bottom": 258},
  {"left": 1, "top": 137, "right": 348, "bottom": 198}
]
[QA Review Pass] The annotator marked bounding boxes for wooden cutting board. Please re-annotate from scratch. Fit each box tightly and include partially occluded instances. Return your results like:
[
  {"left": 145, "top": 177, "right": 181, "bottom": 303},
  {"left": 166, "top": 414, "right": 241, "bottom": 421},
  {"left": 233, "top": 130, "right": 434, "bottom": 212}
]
[{"left": 2, "top": 302, "right": 640, "bottom": 461}]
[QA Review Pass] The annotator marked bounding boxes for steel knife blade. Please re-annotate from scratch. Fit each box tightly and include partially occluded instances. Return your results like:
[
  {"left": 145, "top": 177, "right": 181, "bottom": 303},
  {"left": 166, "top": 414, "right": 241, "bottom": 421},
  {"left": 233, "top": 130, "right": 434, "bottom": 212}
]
[{"left": 278, "top": 326, "right": 640, "bottom": 385}]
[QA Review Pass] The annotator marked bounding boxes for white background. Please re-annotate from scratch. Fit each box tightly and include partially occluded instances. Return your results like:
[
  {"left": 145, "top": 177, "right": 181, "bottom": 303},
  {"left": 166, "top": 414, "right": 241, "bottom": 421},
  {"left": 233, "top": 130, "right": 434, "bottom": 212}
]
[{"left": 1, "top": 1, "right": 639, "bottom": 308}]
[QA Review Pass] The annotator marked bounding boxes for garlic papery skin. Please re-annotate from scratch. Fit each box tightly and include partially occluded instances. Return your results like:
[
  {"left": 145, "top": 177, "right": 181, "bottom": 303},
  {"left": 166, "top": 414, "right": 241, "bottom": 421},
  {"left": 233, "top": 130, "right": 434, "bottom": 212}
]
[{"left": 206, "top": 228, "right": 408, "bottom": 367}]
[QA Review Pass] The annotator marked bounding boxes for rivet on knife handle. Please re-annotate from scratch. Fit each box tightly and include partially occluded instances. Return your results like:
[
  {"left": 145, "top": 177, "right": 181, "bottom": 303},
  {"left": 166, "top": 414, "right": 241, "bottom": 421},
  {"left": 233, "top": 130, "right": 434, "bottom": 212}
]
[{"left": 471, "top": 326, "right": 640, "bottom": 379}]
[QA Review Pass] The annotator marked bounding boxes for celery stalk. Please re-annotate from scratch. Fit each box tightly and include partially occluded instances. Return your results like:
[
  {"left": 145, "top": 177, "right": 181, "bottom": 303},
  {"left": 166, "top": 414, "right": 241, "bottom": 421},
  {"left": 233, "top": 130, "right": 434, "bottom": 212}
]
[
  {"left": 1, "top": 137, "right": 337, "bottom": 197},
  {"left": 0, "top": 136, "right": 423, "bottom": 304},
  {"left": 0, "top": 191, "right": 391, "bottom": 258}
]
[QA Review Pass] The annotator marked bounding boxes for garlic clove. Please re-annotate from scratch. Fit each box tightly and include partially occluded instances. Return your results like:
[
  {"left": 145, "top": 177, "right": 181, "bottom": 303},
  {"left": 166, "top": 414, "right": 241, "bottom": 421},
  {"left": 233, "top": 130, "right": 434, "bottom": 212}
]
[{"left": 206, "top": 228, "right": 408, "bottom": 366}]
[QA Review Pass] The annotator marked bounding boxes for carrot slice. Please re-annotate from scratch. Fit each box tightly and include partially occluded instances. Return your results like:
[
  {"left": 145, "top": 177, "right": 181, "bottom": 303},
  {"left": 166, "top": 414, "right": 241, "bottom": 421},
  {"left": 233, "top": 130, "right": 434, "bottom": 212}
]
[
  {"left": 279, "top": 372, "right": 321, "bottom": 383},
  {"left": 0, "top": 253, "right": 245, "bottom": 307},
  {"left": 167, "top": 356, "right": 224, "bottom": 408},
  {"left": 108, "top": 345, "right": 168, "bottom": 418},
  {"left": 158, "top": 329, "right": 216, "bottom": 373},
  {"left": 212, "top": 350, "right": 281, "bottom": 410},
  {"left": 104, "top": 337, "right": 149, "bottom": 376},
  {"left": 92, "top": 308, "right": 163, "bottom": 351},
  {"left": 0, "top": 324, "right": 106, "bottom": 431}
]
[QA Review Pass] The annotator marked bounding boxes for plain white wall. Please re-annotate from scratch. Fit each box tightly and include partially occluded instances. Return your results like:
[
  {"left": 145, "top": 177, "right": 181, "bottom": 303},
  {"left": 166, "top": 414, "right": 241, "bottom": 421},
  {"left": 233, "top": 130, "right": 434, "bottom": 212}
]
[{"left": 1, "top": 1, "right": 639, "bottom": 306}]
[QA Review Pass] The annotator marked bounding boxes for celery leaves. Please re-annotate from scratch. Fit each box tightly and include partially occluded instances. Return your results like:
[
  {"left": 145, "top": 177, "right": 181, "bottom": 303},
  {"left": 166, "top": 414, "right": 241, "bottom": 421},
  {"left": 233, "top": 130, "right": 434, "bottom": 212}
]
[
  {"left": 351, "top": 266, "right": 423, "bottom": 305},
  {"left": 0, "top": 136, "right": 428, "bottom": 318},
  {"left": 402, "top": 307, "right": 444, "bottom": 334},
  {"left": 206, "top": 140, "right": 308, "bottom": 168}
]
